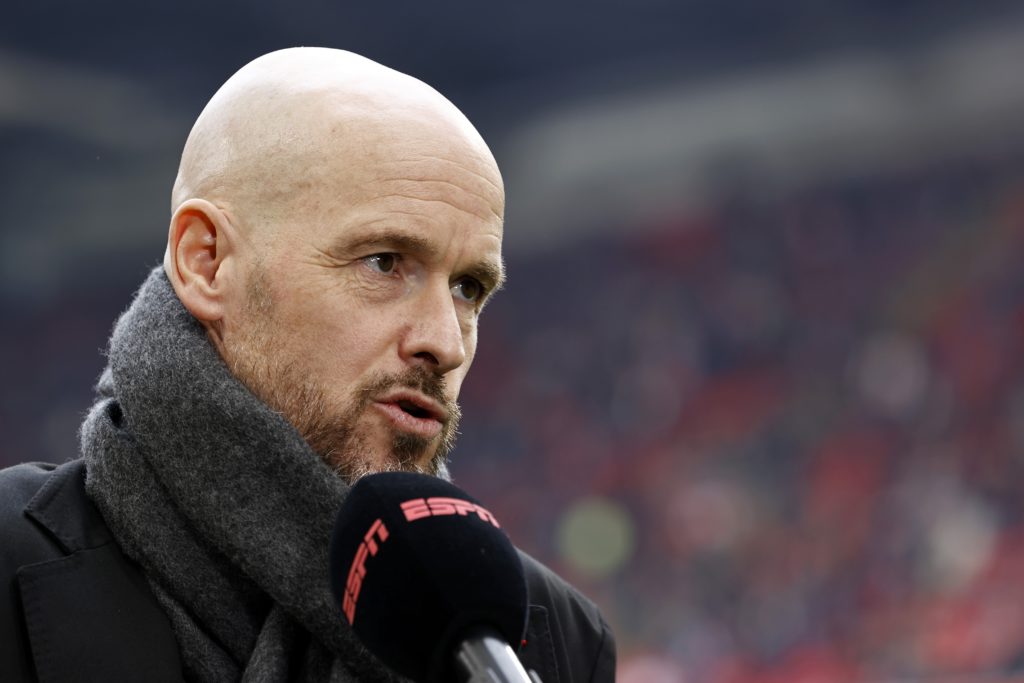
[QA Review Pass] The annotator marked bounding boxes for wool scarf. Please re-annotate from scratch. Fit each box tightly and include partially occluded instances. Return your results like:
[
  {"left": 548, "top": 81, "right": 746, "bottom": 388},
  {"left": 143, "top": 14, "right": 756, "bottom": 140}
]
[{"left": 80, "top": 267, "right": 404, "bottom": 683}]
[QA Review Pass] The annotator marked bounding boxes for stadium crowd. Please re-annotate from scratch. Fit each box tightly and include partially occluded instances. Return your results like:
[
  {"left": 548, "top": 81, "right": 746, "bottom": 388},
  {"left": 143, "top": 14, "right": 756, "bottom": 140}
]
[
  {"left": 455, "top": 155, "right": 1024, "bottom": 682},
  {"left": 4, "top": 155, "right": 1024, "bottom": 682}
]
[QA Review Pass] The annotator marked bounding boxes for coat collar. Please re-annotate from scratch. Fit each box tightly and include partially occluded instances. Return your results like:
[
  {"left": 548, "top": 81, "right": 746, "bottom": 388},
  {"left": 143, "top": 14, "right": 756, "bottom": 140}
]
[
  {"left": 16, "top": 459, "right": 185, "bottom": 682},
  {"left": 24, "top": 459, "right": 114, "bottom": 554}
]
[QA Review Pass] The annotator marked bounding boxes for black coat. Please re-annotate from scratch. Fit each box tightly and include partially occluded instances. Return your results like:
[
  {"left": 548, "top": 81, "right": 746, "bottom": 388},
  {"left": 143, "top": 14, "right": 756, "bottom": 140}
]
[{"left": 0, "top": 460, "right": 616, "bottom": 682}]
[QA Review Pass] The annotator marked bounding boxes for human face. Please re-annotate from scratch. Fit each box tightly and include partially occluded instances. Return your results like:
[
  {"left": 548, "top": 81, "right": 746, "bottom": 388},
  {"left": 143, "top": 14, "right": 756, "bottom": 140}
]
[{"left": 220, "top": 140, "right": 505, "bottom": 482}]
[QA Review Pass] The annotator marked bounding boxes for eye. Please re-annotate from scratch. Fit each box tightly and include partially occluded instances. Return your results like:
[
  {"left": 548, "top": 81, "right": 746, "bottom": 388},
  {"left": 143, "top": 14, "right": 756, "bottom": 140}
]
[
  {"left": 363, "top": 253, "right": 398, "bottom": 274},
  {"left": 451, "top": 277, "right": 485, "bottom": 304}
]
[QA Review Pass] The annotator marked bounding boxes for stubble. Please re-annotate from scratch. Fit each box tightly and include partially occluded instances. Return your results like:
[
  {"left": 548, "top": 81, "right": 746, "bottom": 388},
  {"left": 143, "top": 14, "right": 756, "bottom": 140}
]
[{"left": 220, "top": 263, "right": 460, "bottom": 482}]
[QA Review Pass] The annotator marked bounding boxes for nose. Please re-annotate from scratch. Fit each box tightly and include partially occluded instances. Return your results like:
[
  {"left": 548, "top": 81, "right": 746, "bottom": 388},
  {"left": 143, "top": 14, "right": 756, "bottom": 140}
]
[{"left": 400, "top": 282, "right": 467, "bottom": 375}]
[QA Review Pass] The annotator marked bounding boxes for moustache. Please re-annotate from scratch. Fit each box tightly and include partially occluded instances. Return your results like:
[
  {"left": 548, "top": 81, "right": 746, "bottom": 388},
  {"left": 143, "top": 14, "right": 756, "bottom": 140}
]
[{"left": 358, "top": 367, "right": 461, "bottom": 423}]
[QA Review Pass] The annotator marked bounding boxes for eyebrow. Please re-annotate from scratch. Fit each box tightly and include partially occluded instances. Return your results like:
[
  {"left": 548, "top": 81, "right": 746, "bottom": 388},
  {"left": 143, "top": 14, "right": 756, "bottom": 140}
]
[{"left": 331, "top": 228, "right": 507, "bottom": 292}]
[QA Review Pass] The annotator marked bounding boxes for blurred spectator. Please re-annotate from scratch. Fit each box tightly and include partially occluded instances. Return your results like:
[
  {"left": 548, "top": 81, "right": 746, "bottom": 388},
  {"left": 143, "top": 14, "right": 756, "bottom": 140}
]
[{"left": 454, "top": 157, "right": 1024, "bottom": 681}]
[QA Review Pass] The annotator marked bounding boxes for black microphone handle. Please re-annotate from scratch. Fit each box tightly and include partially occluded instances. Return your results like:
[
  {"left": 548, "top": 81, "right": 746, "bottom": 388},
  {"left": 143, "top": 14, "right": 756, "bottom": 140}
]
[{"left": 454, "top": 626, "right": 538, "bottom": 683}]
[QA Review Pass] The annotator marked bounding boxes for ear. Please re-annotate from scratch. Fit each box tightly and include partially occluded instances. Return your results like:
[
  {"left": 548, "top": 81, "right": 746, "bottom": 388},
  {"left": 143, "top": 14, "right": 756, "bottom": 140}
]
[{"left": 164, "top": 198, "right": 238, "bottom": 323}]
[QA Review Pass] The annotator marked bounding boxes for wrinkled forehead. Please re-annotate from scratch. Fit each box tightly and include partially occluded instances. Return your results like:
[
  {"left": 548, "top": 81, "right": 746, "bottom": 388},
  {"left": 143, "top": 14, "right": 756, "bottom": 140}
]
[
  {"left": 340, "top": 110, "right": 503, "bottom": 205},
  {"left": 176, "top": 52, "right": 505, "bottom": 220},
  {"left": 232, "top": 92, "right": 504, "bottom": 224}
]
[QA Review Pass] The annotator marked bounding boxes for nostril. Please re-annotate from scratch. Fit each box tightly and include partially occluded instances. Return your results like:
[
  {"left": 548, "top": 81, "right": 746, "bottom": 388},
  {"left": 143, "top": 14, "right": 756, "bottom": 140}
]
[{"left": 413, "top": 351, "right": 439, "bottom": 366}]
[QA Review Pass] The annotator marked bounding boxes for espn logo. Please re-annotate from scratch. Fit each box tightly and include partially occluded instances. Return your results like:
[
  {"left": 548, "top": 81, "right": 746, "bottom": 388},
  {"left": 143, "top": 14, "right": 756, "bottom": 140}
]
[
  {"left": 342, "top": 518, "right": 389, "bottom": 624},
  {"left": 400, "top": 496, "right": 501, "bottom": 528}
]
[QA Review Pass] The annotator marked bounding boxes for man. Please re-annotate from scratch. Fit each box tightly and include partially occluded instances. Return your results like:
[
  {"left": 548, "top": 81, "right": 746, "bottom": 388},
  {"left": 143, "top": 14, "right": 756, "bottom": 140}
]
[{"left": 0, "top": 48, "right": 615, "bottom": 682}]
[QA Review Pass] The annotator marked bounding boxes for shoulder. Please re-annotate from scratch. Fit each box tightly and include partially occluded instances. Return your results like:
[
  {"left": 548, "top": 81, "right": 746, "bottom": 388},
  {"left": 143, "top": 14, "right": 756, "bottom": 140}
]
[
  {"left": 517, "top": 549, "right": 617, "bottom": 683},
  {"left": 0, "top": 460, "right": 184, "bottom": 681},
  {"left": 0, "top": 461, "right": 70, "bottom": 570},
  {"left": 0, "top": 462, "right": 61, "bottom": 513},
  {"left": 0, "top": 461, "right": 68, "bottom": 682},
  {"left": 518, "top": 550, "right": 608, "bottom": 636}
]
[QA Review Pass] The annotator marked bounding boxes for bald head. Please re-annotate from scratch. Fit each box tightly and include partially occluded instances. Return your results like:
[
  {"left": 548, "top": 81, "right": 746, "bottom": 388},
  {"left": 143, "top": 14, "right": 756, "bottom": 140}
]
[
  {"left": 163, "top": 48, "right": 506, "bottom": 479},
  {"left": 169, "top": 47, "right": 502, "bottom": 245}
]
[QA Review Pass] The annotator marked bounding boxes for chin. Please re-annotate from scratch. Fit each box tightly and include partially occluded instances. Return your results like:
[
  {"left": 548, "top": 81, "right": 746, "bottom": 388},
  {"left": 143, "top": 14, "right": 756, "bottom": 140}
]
[{"left": 325, "top": 444, "right": 444, "bottom": 485}]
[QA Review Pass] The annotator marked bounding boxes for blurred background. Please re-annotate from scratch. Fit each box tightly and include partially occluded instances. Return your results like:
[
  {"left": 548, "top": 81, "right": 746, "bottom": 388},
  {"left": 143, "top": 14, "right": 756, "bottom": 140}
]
[{"left": 5, "top": 2, "right": 1024, "bottom": 681}]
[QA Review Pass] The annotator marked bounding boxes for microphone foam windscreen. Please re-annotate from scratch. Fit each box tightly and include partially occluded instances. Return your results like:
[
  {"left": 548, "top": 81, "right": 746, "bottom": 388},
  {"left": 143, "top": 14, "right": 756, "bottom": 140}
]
[{"left": 329, "top": 472, "right": 528, "bottom": 682}]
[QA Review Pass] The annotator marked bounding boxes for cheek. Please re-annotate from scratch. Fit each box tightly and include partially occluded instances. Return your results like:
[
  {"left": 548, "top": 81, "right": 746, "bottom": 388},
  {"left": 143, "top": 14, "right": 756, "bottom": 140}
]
[
  {"left": 463, "top": 323, "right": 479, "bottom": 364},
  {"left": 447, "top": 331, "right": 479, "bottom": 398},
  {"left": 277, "top": 296, "right": 388, "bottom": 374}
]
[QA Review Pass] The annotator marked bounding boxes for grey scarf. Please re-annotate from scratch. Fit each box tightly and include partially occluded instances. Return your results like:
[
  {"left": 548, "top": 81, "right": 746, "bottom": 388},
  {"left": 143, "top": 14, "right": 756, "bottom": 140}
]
[{"left": 80, "top": 267, "right": 403, "bottom": 683}]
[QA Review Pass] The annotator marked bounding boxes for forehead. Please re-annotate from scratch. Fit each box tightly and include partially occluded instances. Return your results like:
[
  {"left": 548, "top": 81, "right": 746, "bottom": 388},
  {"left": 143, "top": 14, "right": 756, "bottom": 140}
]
[
  {"left": 300, "top": 138, "right": 504, "bottom": 274},
  {"left": 346, "top": 111, "right": 504, "bottom": 212},
  {"left": 250, "top": 103, "right": 505, "bottom": 264},
  {"left": 362, "top": 152, "right": 504, "bottom": 224}
]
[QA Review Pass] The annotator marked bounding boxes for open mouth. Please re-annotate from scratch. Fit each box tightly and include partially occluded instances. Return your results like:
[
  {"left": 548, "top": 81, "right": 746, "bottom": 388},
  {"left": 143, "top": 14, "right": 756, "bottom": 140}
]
[
  {"left": 397, "top": 400, "right": 431, "bottom": 419},
  {"left": 372, "top": 395, "right": 444, "bottom": 440}
]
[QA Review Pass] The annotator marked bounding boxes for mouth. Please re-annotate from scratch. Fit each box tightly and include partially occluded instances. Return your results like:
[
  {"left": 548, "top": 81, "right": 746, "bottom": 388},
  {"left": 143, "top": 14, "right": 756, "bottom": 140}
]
[
  {"left": 396, "top": 399, "right": 432, "bottom": 419},
  {"left": 372, "top": 391, "right": 447, "bottom": 440}
]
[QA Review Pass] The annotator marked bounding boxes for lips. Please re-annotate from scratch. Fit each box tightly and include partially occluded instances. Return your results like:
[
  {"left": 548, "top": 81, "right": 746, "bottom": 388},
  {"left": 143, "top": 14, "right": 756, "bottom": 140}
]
[{"left": 372, "top": 390, "right": 447, "bottom": 439}]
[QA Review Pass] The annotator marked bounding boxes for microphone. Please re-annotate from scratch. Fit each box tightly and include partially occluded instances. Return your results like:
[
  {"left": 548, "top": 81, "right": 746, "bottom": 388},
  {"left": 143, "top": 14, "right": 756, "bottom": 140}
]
[{"left": 328, "top": 472, "right": 536, "bottom": 683}]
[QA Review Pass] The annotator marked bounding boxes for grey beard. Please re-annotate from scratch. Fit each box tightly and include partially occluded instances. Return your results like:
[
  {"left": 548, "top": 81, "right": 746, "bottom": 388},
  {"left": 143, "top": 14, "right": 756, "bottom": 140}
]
[
  {"left": 219, "top": 261, "right": 459, "bottom": 483},
  {"left": 221, "top": 330, "right": 459, "bottom": 484}
]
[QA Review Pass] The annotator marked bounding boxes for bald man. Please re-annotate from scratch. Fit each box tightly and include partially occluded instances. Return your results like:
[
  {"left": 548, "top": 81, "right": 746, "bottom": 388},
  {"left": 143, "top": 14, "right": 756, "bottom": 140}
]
[{"left": 0, "top": 49, "right": 615, "bottom": 682}]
